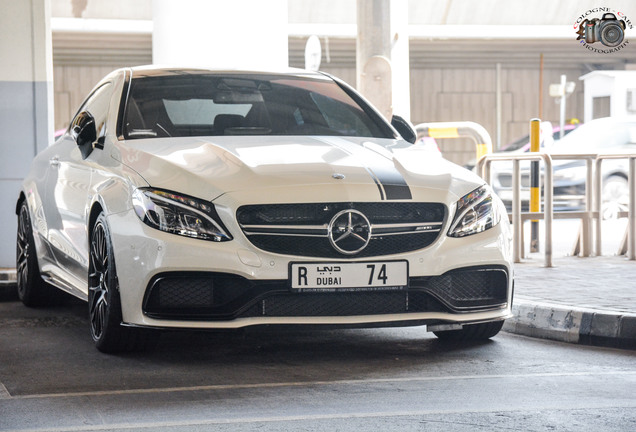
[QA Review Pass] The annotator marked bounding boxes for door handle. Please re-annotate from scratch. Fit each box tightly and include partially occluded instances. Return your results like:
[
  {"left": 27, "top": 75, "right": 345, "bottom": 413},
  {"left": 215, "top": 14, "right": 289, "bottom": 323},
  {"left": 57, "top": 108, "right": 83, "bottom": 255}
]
[{"left": 49, "top": 156, "right": 60, "bottom": 167}]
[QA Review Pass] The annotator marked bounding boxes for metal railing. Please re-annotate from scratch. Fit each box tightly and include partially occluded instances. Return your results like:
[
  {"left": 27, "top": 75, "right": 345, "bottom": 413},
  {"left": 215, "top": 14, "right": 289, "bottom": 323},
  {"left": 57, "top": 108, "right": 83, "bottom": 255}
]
[
  {"left": 478, "top": 152, "right": 636, "bottom": 265},
  {"left": 477, "top": 152, "right": 553, "bottom": 267}
]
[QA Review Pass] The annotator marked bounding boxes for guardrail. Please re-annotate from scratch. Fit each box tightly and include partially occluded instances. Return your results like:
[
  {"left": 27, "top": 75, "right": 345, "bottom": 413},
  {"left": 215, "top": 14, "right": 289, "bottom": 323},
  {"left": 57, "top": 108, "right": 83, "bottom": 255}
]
[{"left": 478, "top": 152, "right": 636, "bottom": 265}]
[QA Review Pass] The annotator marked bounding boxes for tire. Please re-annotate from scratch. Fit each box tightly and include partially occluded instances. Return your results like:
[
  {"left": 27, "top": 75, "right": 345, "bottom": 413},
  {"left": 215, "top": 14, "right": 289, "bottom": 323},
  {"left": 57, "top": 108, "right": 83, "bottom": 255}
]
[
  {"left": 16, "top": 201, "right": 56, "bottom": 307},
  {"left": 601, "top": 175, "right": 629, "bottom": 220},
  {"left": 89, "top": 213, "right": 150, "bottom": 353},
  {"left": 433, "top": 320, "right": 504, "bottom": 342}
]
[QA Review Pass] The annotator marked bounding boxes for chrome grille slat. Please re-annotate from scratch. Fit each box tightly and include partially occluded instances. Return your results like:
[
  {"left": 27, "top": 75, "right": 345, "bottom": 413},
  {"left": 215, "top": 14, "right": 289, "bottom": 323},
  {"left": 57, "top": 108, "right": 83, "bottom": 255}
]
[{"left": 240, "top": 221, "right": 443, "bottom": 237}]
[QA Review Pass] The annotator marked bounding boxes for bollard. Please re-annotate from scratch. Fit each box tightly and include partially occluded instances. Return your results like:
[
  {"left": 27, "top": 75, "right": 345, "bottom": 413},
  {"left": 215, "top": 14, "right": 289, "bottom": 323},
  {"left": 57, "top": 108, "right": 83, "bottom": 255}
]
[{"left": 530, "top": 119, "right": 541, "bottom": 253}]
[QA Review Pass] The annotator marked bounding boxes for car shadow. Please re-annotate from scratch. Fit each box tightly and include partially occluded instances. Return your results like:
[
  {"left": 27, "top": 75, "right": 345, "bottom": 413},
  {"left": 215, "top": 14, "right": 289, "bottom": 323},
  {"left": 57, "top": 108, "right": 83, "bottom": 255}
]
[{"left": 0, "top": 298, "right": 502, "bottom": 398}]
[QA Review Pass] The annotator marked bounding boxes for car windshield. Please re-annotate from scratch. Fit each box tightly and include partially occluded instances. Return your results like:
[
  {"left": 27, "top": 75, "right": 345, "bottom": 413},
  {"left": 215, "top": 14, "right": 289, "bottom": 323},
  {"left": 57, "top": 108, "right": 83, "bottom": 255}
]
[{"left": 122, "top": 73, "right": 393, "bottom": 140}]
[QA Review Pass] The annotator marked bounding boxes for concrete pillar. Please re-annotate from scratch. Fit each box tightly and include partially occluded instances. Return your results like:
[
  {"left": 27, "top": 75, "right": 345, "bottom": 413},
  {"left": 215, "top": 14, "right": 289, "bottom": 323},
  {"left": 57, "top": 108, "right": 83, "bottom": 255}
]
[
  {"left": 356, "top": 0, "right": 410, "bottom": 120},
  {"left": 153, "top": 0, "right": 288, "bottom": 69},
  {"left": 0, "top": 0, "right": 54, "bottom": 268}
]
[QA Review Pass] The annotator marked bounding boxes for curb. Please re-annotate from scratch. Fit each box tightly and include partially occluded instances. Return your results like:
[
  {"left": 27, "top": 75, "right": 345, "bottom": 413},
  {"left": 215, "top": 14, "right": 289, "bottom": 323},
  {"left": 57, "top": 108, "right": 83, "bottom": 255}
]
[
  {"left": 0, "top": 268, "right": 16, "bottom": 284},
  {"left": 0, "top": 269, "right": 17, "bottom": 301},
  {"left": 503, "top": 297, "right": 636, "bottom": 350}
]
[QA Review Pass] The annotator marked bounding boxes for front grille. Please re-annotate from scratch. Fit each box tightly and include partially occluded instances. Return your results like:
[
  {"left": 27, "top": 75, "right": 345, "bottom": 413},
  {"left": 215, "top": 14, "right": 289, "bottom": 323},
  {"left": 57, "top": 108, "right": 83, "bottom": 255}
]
[
  {"left": 237, "top": 202, "right": 446, "bottom": 258},
  {"left": 156, "top": 277, "right": 214, "bottom": 308},
  {"left": 239, "top": 291, "right": 447, "bottom": 318},
  {"left": 143, "top": 266, "right": 508, "bottom": 321}
]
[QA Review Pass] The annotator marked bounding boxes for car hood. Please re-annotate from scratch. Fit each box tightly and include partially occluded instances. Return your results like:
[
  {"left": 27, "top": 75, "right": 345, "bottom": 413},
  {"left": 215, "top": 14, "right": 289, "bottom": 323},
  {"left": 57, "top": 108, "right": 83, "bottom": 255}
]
[{"left": 114, "top": 136, "right": 482, "bottom": 204}]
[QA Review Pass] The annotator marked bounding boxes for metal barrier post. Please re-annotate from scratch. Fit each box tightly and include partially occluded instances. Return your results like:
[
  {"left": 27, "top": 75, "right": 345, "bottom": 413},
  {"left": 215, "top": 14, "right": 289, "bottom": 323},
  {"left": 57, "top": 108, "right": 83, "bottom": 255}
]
[
  {"left": 552, "top": 154, "right": 596, "bottom": 257},
  {"left": 593, "top": 154, "right": 635, "bottom": 259},
  {"left": 583, "top": 157, "right": 594, "bottom": 256},
  {"left": 415, "top": 121, "right": 493, "bottom": 163},
  {"left": 513, "top": 158, "right": 521, "bottom": 262},
  {"left": 630, "top": 157, "right": 636, "bottom": 260},
  {"left": 546, "top": 160, "right": 553, "bottom": 266},
  {"left": 594, "top": 157, "right": 603, "bottom": 257},
  {"left": 529, "top": 119, "right": 541, "bottom": 252}
]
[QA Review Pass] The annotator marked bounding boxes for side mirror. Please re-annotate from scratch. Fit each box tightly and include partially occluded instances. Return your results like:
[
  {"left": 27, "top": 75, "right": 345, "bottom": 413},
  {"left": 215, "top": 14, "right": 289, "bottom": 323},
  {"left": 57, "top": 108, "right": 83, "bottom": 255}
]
[
  {"left": 391, "top": 115, "right": 417, "bottom": 144},
  {"left": 70, "top": 111, "right": 97, "bottom": 159}
]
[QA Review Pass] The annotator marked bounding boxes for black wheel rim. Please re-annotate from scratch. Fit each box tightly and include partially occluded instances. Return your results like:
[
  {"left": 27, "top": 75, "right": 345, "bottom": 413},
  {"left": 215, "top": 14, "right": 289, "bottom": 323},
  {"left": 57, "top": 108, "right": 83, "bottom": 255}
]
[
  {"left": 89, "top": 222, "right": 109, "bottom": 340},
  {"left": 602, "top": 179, "right": 629, "bottom": 220},
  {"left": 16, "top": 206, "right": 30, "bottom": 297}
]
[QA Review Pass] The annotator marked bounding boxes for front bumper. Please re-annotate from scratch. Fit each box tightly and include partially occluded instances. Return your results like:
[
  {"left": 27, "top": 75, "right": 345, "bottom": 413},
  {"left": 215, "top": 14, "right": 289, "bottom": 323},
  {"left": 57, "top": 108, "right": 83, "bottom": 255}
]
[{"left": 109, "top": 206, "right": 513, "bottom": 330}]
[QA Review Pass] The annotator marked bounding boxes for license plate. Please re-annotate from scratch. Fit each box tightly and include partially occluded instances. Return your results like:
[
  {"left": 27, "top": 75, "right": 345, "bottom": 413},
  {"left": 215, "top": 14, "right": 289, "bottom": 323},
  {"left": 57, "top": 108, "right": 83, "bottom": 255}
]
[{"left": 290, "top": 261, "right": 408, "bottom": 291}]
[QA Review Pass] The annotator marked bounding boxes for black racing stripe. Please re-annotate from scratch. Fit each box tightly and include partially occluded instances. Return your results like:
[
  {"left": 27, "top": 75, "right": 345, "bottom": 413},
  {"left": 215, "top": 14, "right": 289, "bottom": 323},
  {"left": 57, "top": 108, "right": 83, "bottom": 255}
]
[
  {"left": 365, "top": 168, "right": 386, "bottom": 200},
  {"left": 369, "top": 166, "right": 412, "bottom": 200},
  {"left": 315, "top": 137, "right": 412, "bottom": 201}
]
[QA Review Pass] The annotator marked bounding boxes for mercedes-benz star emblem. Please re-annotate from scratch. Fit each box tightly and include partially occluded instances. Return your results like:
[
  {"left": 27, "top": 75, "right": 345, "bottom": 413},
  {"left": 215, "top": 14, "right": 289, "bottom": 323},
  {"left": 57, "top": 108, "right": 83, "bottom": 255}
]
[{"left": 328, "top": 209, "right": 372, "bottom": 255}]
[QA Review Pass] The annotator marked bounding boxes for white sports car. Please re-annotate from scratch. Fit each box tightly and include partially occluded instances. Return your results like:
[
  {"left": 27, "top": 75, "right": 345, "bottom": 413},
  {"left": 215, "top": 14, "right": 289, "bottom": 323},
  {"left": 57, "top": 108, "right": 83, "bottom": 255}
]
[{"left": 16, "top": 66, "right": 513, "bottom": 352}]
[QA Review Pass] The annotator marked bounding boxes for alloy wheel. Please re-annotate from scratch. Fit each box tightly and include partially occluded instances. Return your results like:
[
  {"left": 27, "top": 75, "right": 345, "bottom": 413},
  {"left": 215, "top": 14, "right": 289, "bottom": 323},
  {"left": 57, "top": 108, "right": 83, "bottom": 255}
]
[
  {"left": 89, "top": 221, "right": 110, "bottom": 341},
  {"left": 16, "top": 205, "right": 30, "bottom": 298},
  {"left": 602, "top": 176, "right": 629, "bottom": 220}
]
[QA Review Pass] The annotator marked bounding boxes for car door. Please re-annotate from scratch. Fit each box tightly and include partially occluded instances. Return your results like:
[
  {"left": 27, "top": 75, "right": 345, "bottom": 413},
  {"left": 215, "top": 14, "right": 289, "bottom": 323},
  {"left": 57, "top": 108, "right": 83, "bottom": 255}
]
[{"left": 44, "top": 82, "right": 113, "bottom": 289}]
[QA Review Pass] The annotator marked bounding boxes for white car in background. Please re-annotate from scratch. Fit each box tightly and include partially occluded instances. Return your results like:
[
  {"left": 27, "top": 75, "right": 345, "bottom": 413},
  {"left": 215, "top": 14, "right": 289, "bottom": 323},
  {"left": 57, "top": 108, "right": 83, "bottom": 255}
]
[
  {"left": 491, "top": 117, "right": 636, "bottom": 219},
  {"left": 17, "top": 66, "right": 513, "bottom": 353}
]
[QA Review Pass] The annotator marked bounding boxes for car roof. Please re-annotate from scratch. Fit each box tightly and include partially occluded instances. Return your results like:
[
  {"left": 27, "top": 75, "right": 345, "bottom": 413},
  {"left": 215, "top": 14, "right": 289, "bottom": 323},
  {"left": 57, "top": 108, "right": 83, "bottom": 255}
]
[
  {"left": 582, "top": 116, "right": 636, "bottom": 126},
  {"left": 125, "top": 65, "right": 329, "bottom": 80}
]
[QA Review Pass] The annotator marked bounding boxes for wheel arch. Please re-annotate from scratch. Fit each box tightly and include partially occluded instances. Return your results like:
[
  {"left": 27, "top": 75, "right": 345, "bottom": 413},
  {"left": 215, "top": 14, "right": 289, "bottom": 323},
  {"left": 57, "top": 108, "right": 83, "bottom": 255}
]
[
  {"left": 88, "top": 201, "right": 105, "bottom": 239},
  {"left": 603, "top": 171, "right": 628, "bottom": 181},
  {"left": 16, "top": 191, "right": 26, "bottom": 215}
]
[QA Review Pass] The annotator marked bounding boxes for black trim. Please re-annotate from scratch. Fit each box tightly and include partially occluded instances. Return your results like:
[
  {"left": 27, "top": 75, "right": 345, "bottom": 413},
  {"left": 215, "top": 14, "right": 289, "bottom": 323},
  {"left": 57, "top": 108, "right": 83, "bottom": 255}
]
[{"left": 116, "top": 69, "right": 132, "bottom": 140}]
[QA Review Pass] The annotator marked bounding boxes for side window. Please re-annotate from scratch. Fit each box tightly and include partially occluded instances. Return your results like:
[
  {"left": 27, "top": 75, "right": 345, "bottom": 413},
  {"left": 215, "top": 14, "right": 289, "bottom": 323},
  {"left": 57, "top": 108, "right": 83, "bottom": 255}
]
[{"left": 71, "top": 82, "right": 113, "bottom": 139}]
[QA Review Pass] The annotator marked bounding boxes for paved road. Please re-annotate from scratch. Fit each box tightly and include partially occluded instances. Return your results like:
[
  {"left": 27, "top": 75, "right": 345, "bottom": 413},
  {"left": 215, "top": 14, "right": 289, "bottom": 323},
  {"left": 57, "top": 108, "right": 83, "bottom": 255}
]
[{"left": 1, "top": 298, "right": 635, "bottom": 431}]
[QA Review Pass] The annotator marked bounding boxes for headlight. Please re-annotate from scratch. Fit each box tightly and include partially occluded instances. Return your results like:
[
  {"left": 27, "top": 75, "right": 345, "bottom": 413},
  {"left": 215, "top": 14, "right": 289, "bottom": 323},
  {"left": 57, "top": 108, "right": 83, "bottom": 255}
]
[
  {"left": 132, "top": 188, "right": 232, "bottom": 242},
  {"left": 448, "top": 185, "right": 501, "bottom": 238}
]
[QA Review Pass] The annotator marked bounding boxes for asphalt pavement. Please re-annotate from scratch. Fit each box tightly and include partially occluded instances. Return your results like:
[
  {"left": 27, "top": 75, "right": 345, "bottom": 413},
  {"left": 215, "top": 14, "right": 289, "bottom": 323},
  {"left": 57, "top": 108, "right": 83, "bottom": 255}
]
[{"left": 2, "top": 253, "right": 636, "bottom": 350}]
